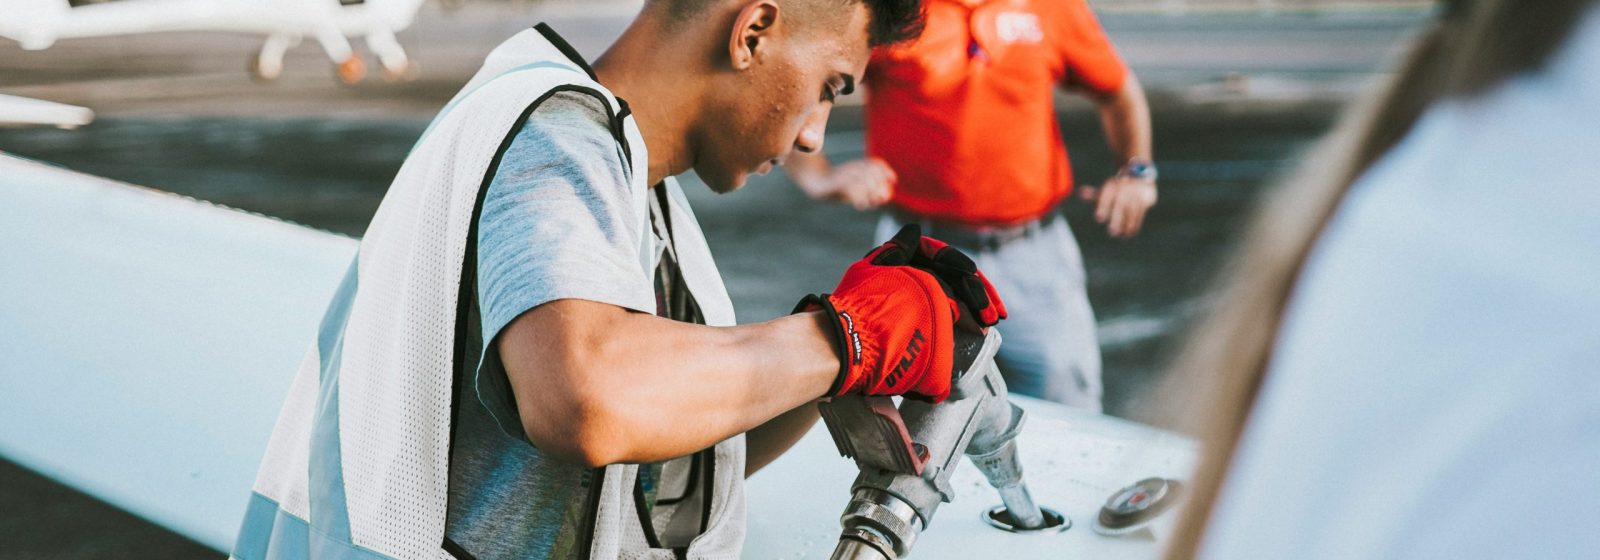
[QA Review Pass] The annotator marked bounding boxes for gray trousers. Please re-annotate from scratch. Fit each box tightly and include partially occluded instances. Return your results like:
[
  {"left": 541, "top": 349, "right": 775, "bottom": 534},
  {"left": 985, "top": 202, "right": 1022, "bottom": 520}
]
[{"left": 876, "top": 213, "right": 1103, "bottom": 412}]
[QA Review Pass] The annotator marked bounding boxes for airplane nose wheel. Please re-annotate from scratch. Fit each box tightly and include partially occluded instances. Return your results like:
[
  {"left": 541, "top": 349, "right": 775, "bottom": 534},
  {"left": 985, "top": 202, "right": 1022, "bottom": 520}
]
[
  {"left": 382, "top": 60, "right": 420, "bottom": 82},
  {"left": 336, "top": 55, "right": 367, "bottom": 85},
  {"left": 248, "top": 47, "right": 284, "bottom": 82}
]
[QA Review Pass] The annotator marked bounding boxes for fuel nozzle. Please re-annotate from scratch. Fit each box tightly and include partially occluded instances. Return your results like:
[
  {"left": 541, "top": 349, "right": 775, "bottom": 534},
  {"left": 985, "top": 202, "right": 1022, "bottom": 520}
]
[
  {"left": 970, "top": 435, "right": 1046, "bottom": 529},
  {"left": 819, "top": 329, "right": 1064, "bottom": 560}
]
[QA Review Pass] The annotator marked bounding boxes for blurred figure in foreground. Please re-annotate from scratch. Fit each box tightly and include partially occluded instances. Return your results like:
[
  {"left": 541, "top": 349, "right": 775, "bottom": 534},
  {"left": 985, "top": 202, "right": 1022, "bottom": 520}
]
[
  {"left": 788, "top": 0, "right": 1155, "bottom": 411},
  {"left": 1161, "top": 0, "right": 1600, "bottom": 557}
]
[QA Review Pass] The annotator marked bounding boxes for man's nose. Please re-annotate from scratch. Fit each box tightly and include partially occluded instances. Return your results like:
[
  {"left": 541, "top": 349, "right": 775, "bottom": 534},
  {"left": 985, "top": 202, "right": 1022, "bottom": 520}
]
[{"left": 795, "top": 105, "right": 830, "bottom": 154}]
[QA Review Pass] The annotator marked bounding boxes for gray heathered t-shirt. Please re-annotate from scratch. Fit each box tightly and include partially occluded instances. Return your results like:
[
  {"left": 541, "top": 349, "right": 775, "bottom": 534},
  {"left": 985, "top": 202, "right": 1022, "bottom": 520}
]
[{"left": 444, "top": 90, "right": 659, "bottom": 559}]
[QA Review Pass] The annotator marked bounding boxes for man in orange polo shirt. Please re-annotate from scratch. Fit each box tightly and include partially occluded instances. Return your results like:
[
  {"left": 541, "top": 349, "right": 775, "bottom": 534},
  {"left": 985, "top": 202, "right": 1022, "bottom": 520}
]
[{"left": 787, "top": 0, "right": 1155, "bottom": 411}]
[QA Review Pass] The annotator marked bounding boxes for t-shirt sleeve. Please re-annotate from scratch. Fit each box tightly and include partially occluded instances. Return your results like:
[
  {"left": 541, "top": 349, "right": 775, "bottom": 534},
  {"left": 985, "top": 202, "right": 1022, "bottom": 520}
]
[
  {"left": 1053, "top": 0, "right": 1129, "bottom": 95},
  {"left": 471, "top": 90, "right": 652, "bottom": 440}
]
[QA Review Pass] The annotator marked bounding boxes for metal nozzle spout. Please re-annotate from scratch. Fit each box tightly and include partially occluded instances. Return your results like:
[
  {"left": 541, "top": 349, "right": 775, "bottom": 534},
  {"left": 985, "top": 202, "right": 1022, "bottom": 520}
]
[
  {"left": 967, "top": 408, "right": 1045, "bottom": 529},
  {"left": 994, "top": 482, "right": 1045, "bottom": 529}
]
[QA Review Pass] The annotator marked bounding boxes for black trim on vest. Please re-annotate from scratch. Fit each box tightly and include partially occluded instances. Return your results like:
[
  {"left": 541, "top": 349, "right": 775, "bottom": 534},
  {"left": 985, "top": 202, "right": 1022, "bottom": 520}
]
[
  {"left": 699, "top": 450, "right": 715, "bottom": 536},
  {"left": 653, "top": 185, "right": 675, "bottom": 249},
  {"left": 611, "top": 99, "right": 635, "bottom": 168},
  {"left": 442, "top": 538, "right": 478, "bottom": 560},
  {"left": 443, "top": 83, "right": 637, "bottom": 559},
  {"left": 633, "top": 474, "right": 664, "bottom": 549},
  {"left": 532, "top": 22, "right": 635, "bottom": 168},
  {"left": 577, "top": 466, "right": 607, "bottom": 559},
  {"left": 535, "top": 22, "right": 598, "bottom": 81},
  {"left": 614, "top": 99, "right": 633, "bottom": 148},
  {"left": 653, "top": 451, "right": 701, "bottom": 506}
]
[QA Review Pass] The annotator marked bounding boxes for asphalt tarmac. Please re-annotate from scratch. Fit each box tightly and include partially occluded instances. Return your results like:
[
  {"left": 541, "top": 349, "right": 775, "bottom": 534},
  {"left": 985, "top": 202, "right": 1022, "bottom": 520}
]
[{"left": 0, "top": 4, "right": 1427, "bottom": 556}]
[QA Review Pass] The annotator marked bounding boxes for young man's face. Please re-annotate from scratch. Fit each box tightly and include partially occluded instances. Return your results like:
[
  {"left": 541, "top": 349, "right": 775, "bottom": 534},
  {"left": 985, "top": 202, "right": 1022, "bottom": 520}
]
[{"left": 694, "top": 1, "right": 873, "bottom": 193}]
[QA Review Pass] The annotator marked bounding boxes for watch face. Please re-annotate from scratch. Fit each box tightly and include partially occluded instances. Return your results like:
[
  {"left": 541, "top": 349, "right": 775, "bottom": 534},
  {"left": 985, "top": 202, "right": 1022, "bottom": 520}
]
[{"left": 1124, "top": 161, "right": 1157, "bottom": 181}]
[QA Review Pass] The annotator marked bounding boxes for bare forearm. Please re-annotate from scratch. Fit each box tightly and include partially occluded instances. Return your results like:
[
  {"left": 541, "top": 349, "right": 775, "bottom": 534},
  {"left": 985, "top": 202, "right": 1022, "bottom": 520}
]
[
  {"left": 500, "top": 301, "right": 837, "bottom": 467},
  {"left": 744, "top": 400, "right": 822, "bottom": 477},
  {"left": 1095, "top": 73, "right": 1153, "bottom": 164}
]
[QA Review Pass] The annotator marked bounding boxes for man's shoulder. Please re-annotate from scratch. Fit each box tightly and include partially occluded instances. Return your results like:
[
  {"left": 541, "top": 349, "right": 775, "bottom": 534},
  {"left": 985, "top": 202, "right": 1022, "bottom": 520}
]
[
  {"left": 498, "top": 89, "right": 630, "bottom": 179},
  {"left": 518, "top": 90, "right": 620, "bottom": 145}
]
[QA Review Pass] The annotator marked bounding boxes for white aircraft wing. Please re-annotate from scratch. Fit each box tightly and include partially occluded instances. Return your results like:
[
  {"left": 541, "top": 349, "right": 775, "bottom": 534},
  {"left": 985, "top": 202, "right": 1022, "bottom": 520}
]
[{"left": 0, "top": 154, "right": 356, "bottom": 550}]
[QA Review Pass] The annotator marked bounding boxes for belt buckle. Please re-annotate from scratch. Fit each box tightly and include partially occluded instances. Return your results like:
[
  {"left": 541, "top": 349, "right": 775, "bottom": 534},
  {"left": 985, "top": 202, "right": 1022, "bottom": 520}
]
[
  {"left": 972, "top": 228, "right": 1006, "bottom": 252},
  {"left": 910, "top": 213, "right": 1050, "bottom": 252},
  {"left": 975, "top": 222, "right": 1031, "bottom": 251}
]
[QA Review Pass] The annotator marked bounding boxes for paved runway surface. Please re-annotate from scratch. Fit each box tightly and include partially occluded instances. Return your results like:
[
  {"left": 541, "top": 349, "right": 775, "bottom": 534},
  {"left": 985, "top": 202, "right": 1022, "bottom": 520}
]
[{"left": 0, "top": 3, "right": 1427, "bottom": 556}]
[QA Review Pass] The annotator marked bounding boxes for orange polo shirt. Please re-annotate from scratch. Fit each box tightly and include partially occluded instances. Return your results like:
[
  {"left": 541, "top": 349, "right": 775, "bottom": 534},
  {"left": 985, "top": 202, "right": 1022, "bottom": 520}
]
[{"left": 865, "top": 0, "right": 1128, "bottom": 226}]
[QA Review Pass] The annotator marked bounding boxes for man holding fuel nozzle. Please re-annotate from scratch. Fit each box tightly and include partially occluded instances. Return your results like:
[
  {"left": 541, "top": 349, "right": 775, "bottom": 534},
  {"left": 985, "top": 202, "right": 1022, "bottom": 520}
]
[
  {"left": 233, "top": 0, "right": 1012, "bottom": 558},
  {"left": 788, "top": 0, "right": 1156, "bottom": 411}
]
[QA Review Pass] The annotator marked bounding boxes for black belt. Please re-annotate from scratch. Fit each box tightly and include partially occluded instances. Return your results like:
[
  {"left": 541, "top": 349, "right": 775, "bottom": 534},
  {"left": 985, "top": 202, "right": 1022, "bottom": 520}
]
[{"left": 888, "top": 208, "right": 1061, "bottom": 252}]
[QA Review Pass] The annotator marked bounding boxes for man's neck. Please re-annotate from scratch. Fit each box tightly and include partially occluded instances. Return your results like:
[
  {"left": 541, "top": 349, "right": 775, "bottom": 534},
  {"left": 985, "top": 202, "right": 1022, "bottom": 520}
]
[{"left": 593, "top": 21, "right": 704, "bottom": 187}]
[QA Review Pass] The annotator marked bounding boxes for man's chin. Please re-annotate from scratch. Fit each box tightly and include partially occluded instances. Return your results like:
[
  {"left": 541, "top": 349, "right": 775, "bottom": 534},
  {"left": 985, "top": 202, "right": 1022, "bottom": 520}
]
[{"left": 698, "top": 167, "right": 748, "bottom": 195}]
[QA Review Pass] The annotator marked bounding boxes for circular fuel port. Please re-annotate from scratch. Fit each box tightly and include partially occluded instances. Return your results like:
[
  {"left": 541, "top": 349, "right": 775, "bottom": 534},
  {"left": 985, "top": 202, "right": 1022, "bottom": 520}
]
[{"left": 982, "top": 506, "right": 1070, "bottom": 534}]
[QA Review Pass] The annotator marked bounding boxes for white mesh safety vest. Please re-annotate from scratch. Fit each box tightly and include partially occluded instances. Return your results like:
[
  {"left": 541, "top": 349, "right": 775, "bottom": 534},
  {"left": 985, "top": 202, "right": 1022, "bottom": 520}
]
[{"left": 232, "top": 24, "right": 746, "bottom": 560}]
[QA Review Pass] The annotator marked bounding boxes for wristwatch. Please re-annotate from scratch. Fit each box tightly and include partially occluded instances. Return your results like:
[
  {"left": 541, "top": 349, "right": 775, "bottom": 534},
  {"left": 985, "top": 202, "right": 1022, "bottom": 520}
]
[{"left": 1118, "top": 159, "right": 1158, "bottom": 182}]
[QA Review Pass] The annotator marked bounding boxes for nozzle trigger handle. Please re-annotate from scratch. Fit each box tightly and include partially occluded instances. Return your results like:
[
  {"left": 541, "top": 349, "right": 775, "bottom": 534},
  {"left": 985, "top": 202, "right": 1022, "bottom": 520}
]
[{"left": 818, "top": 395, "right": 928, "bottom": 476}]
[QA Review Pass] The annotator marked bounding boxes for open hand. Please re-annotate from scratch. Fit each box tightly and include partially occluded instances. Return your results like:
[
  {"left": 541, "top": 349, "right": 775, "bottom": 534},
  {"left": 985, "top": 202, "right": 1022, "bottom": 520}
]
[
  {"left": 812, "top": 158, "right": 897, "bottom": 210},
  {"left": 1077, "top": 175, "right": 1157, "bottom": 239}
]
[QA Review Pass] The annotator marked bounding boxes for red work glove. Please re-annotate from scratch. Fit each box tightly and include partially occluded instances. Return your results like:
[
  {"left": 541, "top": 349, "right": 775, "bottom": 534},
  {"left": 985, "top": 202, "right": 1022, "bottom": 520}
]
[
  {"left": 904, "top": 235, "right": 1008, "bottom": 329},
  {"left": 796, "top": 225, "right": 1007, "bottom": 402}
]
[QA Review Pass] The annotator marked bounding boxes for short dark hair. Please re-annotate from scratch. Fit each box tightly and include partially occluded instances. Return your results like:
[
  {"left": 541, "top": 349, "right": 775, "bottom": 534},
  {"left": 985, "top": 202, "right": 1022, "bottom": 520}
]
[
  {"left": 860, "top": 0, "right": 925, "bottom": 46},
  {"left": 658, "top": 0, "right": 924, "bottom": 47}
]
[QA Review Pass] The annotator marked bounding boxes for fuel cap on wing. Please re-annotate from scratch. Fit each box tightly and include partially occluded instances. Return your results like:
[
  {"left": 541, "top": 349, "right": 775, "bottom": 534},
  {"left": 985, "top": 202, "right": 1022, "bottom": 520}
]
[{"left": 1092, "top": 477, "right": 1184, "bottom": 536}]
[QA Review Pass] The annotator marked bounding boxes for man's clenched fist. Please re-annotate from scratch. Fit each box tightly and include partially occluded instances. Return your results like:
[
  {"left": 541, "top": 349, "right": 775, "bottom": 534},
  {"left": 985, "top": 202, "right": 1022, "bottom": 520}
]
[{"left": 796, "top": 225, "right": 1007, "bottom": 402}]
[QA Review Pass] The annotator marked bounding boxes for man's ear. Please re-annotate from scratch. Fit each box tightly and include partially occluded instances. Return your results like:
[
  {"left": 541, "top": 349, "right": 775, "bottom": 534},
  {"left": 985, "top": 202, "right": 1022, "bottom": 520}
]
[{"left": 728, "top": 0, "right": 780, "bottom": 70}]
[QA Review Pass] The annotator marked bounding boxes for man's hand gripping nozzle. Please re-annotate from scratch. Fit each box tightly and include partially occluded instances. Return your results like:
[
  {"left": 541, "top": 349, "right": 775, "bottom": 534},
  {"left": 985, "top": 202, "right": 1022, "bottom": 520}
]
[{"left": 819, "top": 327, "right": 1046, "bottom": 560}]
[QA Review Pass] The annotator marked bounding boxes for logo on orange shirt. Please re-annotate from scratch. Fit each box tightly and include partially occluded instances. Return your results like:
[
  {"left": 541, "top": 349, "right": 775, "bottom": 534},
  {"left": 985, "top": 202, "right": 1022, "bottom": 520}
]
[{"left": 995, "top": 12, "right": 1044, "bottom": 44}]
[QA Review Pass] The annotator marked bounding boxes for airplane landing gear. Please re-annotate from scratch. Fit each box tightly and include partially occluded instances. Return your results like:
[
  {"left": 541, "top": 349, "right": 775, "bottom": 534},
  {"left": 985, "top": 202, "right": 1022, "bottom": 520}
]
[
  {"left": 243, "top": 28, "right": 414, "bottom": 85},
  {"left": 366, "top": 29, "right": 417, "bottom": 82},
  {"left": 248, "top": 47, "right": 282, "bottom": 82},
  {"left": 382, "top": 60, "right": 420, "bottom": 82},
  {"left": 335, "top": 55, "right": 367, "bottom": 85},
  {"left": 249, "top": 34, "right": 299, "bottom": 83}
]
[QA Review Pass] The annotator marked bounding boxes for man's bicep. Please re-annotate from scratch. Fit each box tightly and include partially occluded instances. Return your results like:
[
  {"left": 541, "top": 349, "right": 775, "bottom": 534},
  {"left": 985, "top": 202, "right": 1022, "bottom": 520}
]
[
  {"left": 491, "top": 299, "right": 631, "bottom": 447},
  {"left": 495, "top": 298, "right": 614, "bottom": 382}
]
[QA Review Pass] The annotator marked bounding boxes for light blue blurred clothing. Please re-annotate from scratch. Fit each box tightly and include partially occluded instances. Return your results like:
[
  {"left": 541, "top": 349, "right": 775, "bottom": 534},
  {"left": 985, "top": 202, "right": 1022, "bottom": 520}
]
[
  {"left": 876, "top": 214, "right": 1103, "bottom": 411},
  {"left": 1201, "top": 7, "right": 1600, "bottom": 558}
]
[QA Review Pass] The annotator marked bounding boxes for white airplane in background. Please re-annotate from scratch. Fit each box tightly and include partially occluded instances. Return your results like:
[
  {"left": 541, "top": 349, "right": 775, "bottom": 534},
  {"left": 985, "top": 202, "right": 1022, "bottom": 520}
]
[
  {"left": 0, "top": 0, "right": 432, "bottom": 126},
  {"left": 0, "top": 0, "right": 428, "bottom": 85}
]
